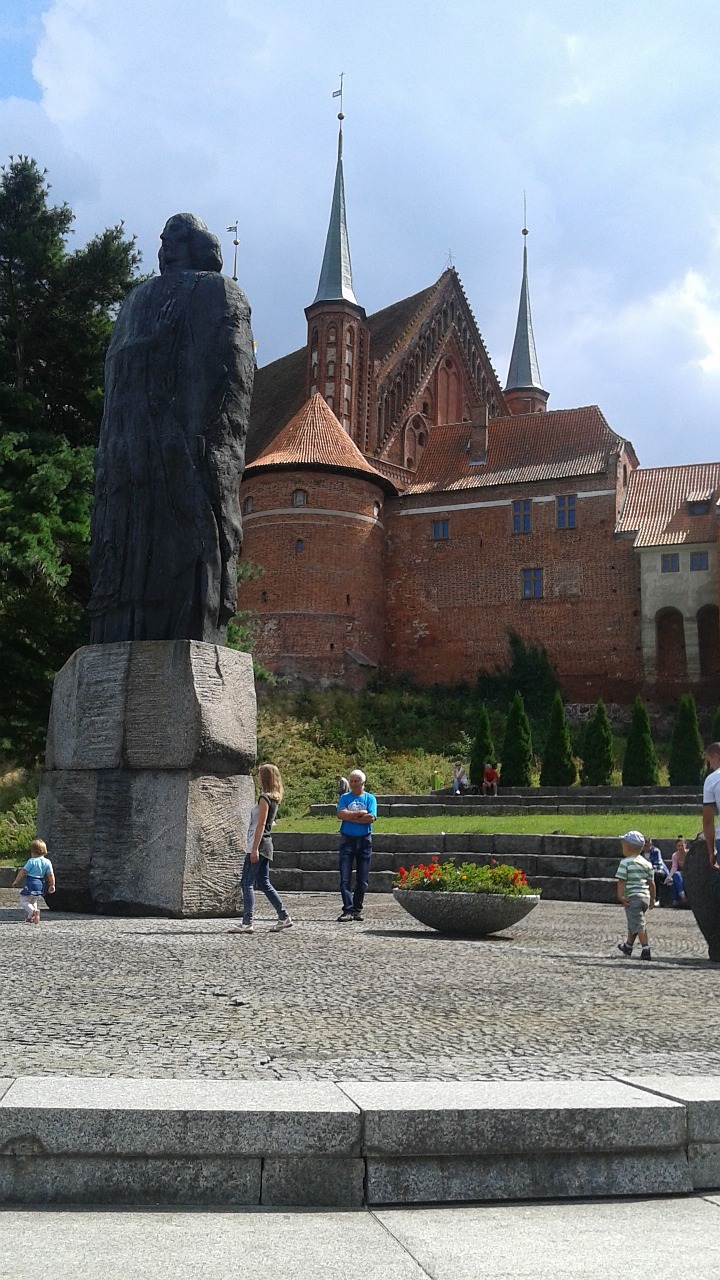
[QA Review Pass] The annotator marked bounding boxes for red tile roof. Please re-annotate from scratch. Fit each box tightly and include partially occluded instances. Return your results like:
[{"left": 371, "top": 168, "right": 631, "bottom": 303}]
[
  {"left": 407, "top": 406, "right": 625, "bottom": 493},
  {"left": 616, "top": 463, "right": 720, "bottom": 546},
  {"left": 245, "top": 393, "right": 395, "bottom": 492}
]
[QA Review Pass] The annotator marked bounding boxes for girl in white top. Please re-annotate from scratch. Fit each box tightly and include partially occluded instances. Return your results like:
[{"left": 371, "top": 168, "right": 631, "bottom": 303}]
[{"left": 233, "top": 764, "right": 293, "bottom": 935}]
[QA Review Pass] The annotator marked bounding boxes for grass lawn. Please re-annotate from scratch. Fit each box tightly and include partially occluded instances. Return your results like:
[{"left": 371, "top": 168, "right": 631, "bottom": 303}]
[{"left": 275, "top": 812, "right": 702, "bottom": 839}]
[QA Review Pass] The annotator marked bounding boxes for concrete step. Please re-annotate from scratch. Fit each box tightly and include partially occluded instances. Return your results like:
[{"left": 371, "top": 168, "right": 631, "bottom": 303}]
[
  {"left": 274, "top": 832, "right": 692, "bottom": 865},
  {"left": 0, "top": 1076, "right": 697, "bottom": 1207},
  {"left": 272, "top": 866, "right": 618, "bottom": 903},
  {"left": 311, "top": 800, "right": 701, "bottom": 817}
]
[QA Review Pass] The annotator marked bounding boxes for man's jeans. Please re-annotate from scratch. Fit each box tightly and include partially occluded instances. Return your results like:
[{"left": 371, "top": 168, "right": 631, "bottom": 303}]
[
  {"left": 240, "top": 853, "right": 287, "bottom": 925},
  {"left": 339, "top": 834, "right": 372, "bottom": 913}
]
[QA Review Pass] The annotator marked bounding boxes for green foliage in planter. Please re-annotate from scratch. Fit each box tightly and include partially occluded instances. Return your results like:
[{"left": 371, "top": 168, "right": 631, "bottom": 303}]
[
  {"left": 468, "top": 703, "right": 495, "bottom": 786},
  {"left": 668, "top": 693, "right": 704, "bottom": 786},
  {"left": 394, "top": 858, "right": 536, "bottom": 896},
  {"left": 580, "top": 700, "right": 615, "bottom": 786},
  {"left": 622, "top": 696, "right": 659, "bottom": 786},
  {"left": 539, "top": 691, "right": 577, "bottom": 786},
  {"left": 499, "top": 691, "right": 534, "bottom": 787}
]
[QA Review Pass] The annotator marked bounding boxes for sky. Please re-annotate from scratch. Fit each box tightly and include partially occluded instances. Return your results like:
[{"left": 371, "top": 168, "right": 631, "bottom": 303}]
[{"left": 2, "top": 0, "right": 720, "bottom": 467}]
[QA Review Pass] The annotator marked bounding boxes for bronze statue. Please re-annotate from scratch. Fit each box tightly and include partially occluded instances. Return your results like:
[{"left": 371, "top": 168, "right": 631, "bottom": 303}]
[{"left": 89, "top": 213, "right": 254, "bottom": 644}]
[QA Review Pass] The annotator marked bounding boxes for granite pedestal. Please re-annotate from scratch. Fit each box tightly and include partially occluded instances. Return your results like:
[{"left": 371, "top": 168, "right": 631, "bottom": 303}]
[{"left": 36, "top": 641, "right": 256, "bottom": 916}]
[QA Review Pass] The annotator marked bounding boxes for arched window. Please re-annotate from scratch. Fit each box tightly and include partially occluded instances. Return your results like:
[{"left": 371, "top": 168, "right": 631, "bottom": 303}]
[
  {"left": 373, "top": 500, "right": 381, "bottom": 518},
  {"left": 295, "top": 538, "right": 304, "bottom": 553},
  {"left": 623, "top": 464, "right": 628, "bottom": 487},
  {"left": 261, "top": 590, "right": 267, "bottom": 604},
  {"left": 328, "top": 326, "right": 336, "bottom": 342},
  {"left": 656, "top": 608, "right": 687, "bottom": 680},
  {"left": 327, "top": 360, "right": 335, "bottom": 377},
  {"left": 242, "top": 495, "right": 253, "bottom": 515},
  {"left": 292, "top": 489, "right": 308, "bottom": 507}
]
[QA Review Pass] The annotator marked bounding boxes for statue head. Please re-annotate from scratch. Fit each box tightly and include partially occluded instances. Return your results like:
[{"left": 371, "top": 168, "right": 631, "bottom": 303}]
[{"left": 159, "top": 213, "right": 223, "bottom": 274}]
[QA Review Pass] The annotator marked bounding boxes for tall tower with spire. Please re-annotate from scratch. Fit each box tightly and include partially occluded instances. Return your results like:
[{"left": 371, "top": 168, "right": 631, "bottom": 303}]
[
  {"left": 504, "top": 225, "right": 549, "bottom": 416},
  {"left": 305, "top": 96, "right": 369, "bottom": 445}
]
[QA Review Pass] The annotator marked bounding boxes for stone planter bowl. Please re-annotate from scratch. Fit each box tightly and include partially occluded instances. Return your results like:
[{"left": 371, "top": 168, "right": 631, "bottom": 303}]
[{"left": 393, "top": 888, "right": 540, "bottom": 936}]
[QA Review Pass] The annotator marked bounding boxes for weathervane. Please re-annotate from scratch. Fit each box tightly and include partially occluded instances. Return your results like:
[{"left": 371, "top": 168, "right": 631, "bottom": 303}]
[{"left": 226, "top": 220, "right": 240, "bottom": 281}]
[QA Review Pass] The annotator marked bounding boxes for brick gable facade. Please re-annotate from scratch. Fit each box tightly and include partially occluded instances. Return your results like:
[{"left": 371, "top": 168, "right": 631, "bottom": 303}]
[{"left": 239, "top": 142, "right": 720, "bottom": 701}]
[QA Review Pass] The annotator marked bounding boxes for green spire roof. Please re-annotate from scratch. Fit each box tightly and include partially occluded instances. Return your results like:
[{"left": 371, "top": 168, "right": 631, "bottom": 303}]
[
  {"left": 311, "top": 125, "right": 360, "bottom": 308},
  {"left": 506, "top": 235, "right": 545, "bottom": 393}
]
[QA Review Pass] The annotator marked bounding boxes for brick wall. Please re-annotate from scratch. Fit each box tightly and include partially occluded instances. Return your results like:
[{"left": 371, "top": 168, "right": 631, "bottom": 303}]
[
  {"left": 238, "top": 469, "right": 387, "bottom": 685},
  {"left": 384, "top": 469, "right": 645, "bottom": 696}
]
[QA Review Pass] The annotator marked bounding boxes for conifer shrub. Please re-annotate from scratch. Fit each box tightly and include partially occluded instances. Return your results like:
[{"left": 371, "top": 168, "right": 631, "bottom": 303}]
[
  {"left": 499, "top": 691, "right": 534, "bottom": 787},
  {"left": 668, "top": 693, "right": 704, "bottom": 786},
  {"left": 475, "top": 631, "right": 559, "bottom": 726},
  {"left": 469, "top": 704, "right": 496, "bottom": 786},
  {"left": 580, "top": 700, "right": 614, "bottom": 786},
  {"left": 621, "top": 696, "right": 659, "bottom": 786},
  {"left": 539, "top": 692, "right": 577, "bottom": 786}
]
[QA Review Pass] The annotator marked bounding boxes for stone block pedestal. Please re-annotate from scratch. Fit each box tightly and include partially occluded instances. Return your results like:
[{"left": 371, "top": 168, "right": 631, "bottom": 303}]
[{"left": 36, "top": 641, "right": 257, "bottom": 916}]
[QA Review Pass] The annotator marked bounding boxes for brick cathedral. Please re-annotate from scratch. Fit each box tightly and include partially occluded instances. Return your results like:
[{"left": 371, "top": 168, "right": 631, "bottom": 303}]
[{"left": 239, "top": 121, "right": 720, "bottom": 703}]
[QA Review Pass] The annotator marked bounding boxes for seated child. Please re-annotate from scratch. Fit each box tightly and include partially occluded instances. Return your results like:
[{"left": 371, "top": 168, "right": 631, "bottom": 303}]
[{"left": 12, "top": 838, "right": 55, "bottom": 924}]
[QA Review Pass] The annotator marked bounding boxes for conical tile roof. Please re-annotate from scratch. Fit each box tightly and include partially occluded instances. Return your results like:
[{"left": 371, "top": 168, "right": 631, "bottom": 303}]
[{"left": 245, "top": 393, "right": 395, "bottom": 492}]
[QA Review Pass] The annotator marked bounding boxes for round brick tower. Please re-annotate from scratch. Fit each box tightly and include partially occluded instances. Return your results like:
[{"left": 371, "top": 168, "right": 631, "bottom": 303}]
[{"left": 238, "top": 393, "right": 396, "bottom": 687}]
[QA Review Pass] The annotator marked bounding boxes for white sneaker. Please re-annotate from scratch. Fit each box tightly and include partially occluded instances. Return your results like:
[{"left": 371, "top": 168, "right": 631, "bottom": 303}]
[
  {"left": 231, "top": 923, "right": 254, "bottom": 934},
  {"left": 269, "top": 916, "right": 293, "bottom": 932}
]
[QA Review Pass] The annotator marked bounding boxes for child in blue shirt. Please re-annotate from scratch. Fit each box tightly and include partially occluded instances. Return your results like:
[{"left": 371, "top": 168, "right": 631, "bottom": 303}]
[{"left": 12, "top": 839, "right": 55, "bottom": 924}]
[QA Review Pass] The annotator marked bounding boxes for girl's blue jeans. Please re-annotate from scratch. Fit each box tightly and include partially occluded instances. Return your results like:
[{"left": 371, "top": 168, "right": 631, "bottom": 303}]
[
  {"left": 240, "top": 853, "right": 287, "bottom": 925},
  {"left": 672, "top": 871, "right": 684, "bottom": 904}
]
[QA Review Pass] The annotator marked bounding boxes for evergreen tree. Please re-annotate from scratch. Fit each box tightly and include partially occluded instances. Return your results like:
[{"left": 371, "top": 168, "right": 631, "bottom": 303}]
[
  {"left": 468, "top": 703, "right": 496, "bottom": 786},
  {"left": 540, "top": 691, "right": 577, "bottom": 786},
  {"left": 710, "top": 707, "right": 720, "bottom": 748},
  {"left": 499, "top": 691, "right": 534, "bottom": 787},
  {"left": 580, "top": 700, "right": 615, "bottom": 786},
  {"left": 621, "top": 696, "right": 659, "bottom": 787},
  {"left": 0, "top": 157, "right": 141, "bottom": 759},
  {"left": 668, "top": 693, "right": 704, "bottom": 786}
]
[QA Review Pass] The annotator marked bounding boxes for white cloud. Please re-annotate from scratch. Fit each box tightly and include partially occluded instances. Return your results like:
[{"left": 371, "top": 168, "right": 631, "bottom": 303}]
[{"left": 2, "top": 0, "right": 720, "bottom": 464}]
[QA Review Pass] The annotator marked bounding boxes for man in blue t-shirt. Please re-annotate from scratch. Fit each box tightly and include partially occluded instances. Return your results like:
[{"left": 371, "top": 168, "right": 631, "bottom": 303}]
[{"left": 336, "top": 769, "right": 377, "bottom": 922}]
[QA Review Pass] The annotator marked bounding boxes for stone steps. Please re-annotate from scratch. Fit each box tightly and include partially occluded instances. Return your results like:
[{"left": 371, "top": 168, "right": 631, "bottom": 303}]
[
  {"left": 312, "top": 786, "right": 703, "bottom": 819},
  {"left": 312, "top": 799, "right": 701, "bottom": 817},
  {"left": 271, "top": 832, "right": 690, "bottom": 905},
  {"left": 1, "top": 1074, "right": 713, "bottom": 1207}
]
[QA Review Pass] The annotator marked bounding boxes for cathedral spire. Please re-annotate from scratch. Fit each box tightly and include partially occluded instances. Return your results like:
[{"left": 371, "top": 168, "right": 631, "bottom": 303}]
[
  {"left": 505, "top": 224, "right": 548, "bottom": 415},
  {"left": 311, "top": 110, "right": 360, "bottom": 308}
]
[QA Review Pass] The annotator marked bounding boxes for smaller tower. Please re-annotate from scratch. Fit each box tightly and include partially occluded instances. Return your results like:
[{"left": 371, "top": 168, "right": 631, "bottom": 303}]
[
  {"left": 305, "top": 101, "right": 369, "bottom": 446},
  {"left": 504, "top": 225, "right": 549, "bottom": 416}
]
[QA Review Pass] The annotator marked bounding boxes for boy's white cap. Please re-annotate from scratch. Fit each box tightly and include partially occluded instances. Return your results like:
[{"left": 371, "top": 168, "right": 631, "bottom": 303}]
[{"left": 619, "top": 830, "right": 645, "bottom": 847}]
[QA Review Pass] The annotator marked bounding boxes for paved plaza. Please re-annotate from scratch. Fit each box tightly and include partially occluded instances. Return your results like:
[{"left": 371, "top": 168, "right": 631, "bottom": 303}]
[
  {"left": 1, "top": 892, "right": 718, "bottom": 1081},
  {"left": 3, "top": 1196, "right": 720, "bottom": 1279}
]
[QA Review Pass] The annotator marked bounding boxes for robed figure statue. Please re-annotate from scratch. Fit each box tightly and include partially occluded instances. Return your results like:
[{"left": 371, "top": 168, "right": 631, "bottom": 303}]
[{"left": 89, "top": 213, "right": 255, "bottom": 645}]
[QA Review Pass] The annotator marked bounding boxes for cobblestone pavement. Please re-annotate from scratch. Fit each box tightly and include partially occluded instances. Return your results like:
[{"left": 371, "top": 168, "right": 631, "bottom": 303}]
[{"left": 1, "top": 891, "right": 718, "bottom": 1080}]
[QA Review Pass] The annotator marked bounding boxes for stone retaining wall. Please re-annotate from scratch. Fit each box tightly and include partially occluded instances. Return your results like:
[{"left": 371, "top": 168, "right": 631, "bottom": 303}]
[{"left": 1, "top": 1075, "right": 715, "bottom": 1207}]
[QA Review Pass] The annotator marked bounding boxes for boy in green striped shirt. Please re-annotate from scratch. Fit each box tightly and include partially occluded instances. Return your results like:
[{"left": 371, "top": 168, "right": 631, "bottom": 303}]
[{"left": 616, "top": 830, "right": 656, "bottom": 960}]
